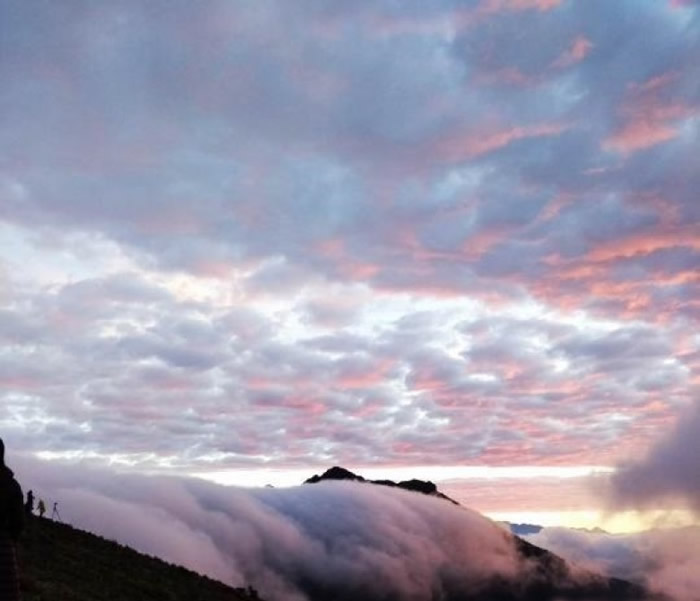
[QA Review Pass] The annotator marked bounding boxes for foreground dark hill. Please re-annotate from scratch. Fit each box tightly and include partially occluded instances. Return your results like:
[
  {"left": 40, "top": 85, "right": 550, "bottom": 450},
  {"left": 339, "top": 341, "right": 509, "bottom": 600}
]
[
  {"left": 17, "top": 515, "right": 263, "bottom": 601},
  {"left": 305, "top": 467, "right": 658, "bottom": 601}
]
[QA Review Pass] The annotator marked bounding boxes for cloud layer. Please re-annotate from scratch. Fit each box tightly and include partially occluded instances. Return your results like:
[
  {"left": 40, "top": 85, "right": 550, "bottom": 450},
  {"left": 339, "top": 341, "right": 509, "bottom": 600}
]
[
  {"left": 529, "top": 525, "right": 700, "bottom": 601},
  {"left": 16, "top": 457, "right": 537, "bottom": 601},
  {"left": 0, "top": 0, "right": 698, "bottom": 505}
]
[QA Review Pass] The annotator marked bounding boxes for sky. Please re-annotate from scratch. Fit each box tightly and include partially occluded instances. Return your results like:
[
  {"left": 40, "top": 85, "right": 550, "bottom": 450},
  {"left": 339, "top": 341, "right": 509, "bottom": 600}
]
[{"left": 1, "top": 0, "right": 699, "bottom": 529}]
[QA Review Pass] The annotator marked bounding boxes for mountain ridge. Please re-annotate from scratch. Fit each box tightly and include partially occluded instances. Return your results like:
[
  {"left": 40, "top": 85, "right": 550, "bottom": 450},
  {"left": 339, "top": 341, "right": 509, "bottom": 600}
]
[{"left": 304, "top": 465, "right": 460, "bottom": 504}]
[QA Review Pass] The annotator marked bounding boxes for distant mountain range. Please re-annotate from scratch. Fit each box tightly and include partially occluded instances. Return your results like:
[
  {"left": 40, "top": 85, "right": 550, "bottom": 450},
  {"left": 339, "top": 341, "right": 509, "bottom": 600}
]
[
  {"left": 508, "top": 523, "right": 544, "bottom": 536},
  {"left": 304, "top": 467, "right": 659, "bottom": 601}
]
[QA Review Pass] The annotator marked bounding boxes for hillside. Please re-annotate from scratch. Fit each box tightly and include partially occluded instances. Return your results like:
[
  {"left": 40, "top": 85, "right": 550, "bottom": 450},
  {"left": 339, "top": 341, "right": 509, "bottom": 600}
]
[{"left": 16, "top": 515, "right": 263, "bottom": 601}]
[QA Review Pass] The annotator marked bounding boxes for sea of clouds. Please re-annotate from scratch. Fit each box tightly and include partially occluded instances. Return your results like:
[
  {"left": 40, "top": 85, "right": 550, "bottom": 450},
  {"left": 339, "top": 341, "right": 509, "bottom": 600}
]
[
  {"left": 527, "top": 526, "right": 700, "bottom": 601},
  {"left": 15, "top": 456, "right": 529, "bottom": 601}
]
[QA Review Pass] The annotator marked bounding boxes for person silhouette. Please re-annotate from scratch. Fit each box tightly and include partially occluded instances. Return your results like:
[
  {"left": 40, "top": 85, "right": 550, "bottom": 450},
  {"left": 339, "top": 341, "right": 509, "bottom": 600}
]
[
  {"left": 37, "top": 498, "right": 46, "bottom": 518},
  {"left": 25, "top": 489, "right": 34, "bottom": 515},
  {"left": 0, "top": 438, "right": 24, "bottom": 601}
]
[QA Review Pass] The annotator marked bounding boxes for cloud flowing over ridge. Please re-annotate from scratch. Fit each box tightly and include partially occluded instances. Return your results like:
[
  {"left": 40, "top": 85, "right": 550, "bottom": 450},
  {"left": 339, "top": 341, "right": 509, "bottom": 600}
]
[{"left": 16, "top": 457, "right": 528, "bottom": 601}]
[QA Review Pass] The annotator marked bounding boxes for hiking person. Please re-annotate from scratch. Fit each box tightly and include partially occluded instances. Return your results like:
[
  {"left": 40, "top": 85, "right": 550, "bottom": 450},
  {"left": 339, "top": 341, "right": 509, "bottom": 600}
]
[
  {"left": 37, "top": 499, "right": 46, "bottom": 518},
  {"left": 0, "top": 438, "right": 24, "bottom": 601},
  {"left": 24, "top": 490, "right": 34, "bottom": 515}
]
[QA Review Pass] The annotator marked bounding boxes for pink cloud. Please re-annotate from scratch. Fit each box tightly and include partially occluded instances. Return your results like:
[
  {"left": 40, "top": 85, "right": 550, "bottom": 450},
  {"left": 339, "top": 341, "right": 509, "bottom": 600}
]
[
  {"left": 339, "top": 261, "right": 381, "bottom": 280},
  {"left": 604, "top": 120, "right": 678, "bottom": 153},
  {"left": 605, "top": 72, "right": 696, "bottom": 154},
  {"left": 315, "top": 237, "right": 383, "bottom": 282},
  {"left": 371, "top": 0, "right": 564, "bottom": 38},
  {"left": 461, "top": 227, "right": 514, "bottom": 260},
  {"left": 585, "top": 226, "right": 700, "bottom": 262},
  {"left": 347, "top": 400, "right": 385, "bottom": 419},
  {"left": 475, "top": 66, "right": 537, "bottom": 88},
  {"left": 633, "top": 71, "right": 679, "bottom": 93},
  {"left": 0, "top": 376, "right": 41, "bottom": 390},
  {"left": 335, "top": 358, "right": 397, "bottom": 390},
  {"left": 478, "top": 0, "right": 563, "bottom": 14},
  {"left": 437, "top": 122, "right": 567, "bottom": 161},
  {"left": 552, "top": 35, "right": 593, "bottom": 68},
  {"left": 315, "top": 237, "right": 345, "bottom": 258},
  {"left": 267, "top": 395, "right": 328, "bottom": 416},
  {"left": 528, "top": 218, "right": 699, "bottom": 322},
  {"left": 189, "top": 259, "right": 238, "bottom": 279}
]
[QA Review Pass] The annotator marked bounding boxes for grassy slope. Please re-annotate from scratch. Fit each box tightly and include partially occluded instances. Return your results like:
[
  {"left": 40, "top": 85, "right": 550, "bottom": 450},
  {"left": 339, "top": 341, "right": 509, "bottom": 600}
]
[{"left": 16, "top": 515, "right": 263, "bottom": 601}]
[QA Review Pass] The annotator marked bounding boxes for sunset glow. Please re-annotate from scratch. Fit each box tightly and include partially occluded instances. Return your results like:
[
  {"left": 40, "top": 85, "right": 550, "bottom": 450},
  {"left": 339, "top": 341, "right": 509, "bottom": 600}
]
[{"left": 1, "top": 0, "right": 698, "bottom": 539}]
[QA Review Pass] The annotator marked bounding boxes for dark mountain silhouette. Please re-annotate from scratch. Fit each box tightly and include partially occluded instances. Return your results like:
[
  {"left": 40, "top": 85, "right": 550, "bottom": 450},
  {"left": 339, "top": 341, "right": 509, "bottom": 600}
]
[
  {"left": 17, "top": 514, "right": 264, "bottom": 601},
  {"left": 508, "top": 523, "right": 612, "bottom": 537},
  {"left": 304, "top": 467, "right": 661, "bottom": 601},
  {"left": 305, "top": 465, "right": 459, "bottom": 504}
]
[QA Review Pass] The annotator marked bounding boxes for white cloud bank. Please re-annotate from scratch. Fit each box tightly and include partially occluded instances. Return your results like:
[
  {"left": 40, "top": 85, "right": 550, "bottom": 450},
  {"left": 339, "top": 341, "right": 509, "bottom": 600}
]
[{"left": 15, "top": 456, "right": 532, "bottom": 601}]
